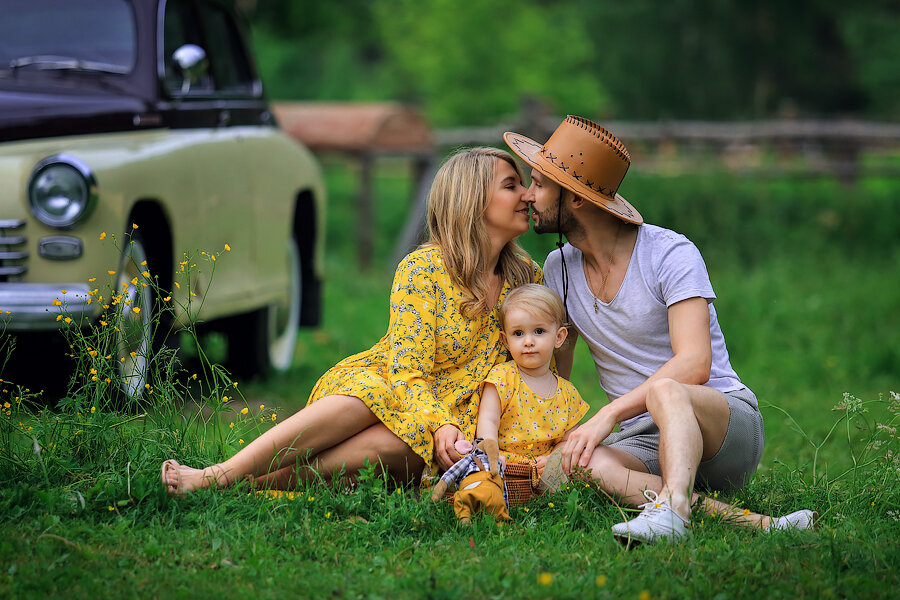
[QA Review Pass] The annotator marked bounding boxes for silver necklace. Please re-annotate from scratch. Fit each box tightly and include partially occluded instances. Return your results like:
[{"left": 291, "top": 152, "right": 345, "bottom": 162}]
[{"left": 589, "top": 221, "right": 622, "bottom": 312}]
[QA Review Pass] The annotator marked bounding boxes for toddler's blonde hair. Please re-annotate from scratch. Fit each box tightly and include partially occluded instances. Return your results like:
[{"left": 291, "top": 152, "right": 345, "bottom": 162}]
[{"left": 499, "top": 284, "right": 566, "bottom": 329}]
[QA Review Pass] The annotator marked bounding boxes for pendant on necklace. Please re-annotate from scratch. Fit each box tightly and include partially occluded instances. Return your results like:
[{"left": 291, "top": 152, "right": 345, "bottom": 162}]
[{"left": 593, "top": 296, "right": 599, "bottom": 313}]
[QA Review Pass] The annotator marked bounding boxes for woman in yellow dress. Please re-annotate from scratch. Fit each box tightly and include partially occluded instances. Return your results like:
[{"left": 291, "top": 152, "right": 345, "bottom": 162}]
[{"left": 161, "top": 147, "right": 542, "bottom": 492}]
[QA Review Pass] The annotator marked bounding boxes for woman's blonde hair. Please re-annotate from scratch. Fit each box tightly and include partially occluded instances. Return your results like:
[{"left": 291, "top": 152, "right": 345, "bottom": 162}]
[
  {"left": 498, "top": 284, "right": 566, "bottom": 329},
  {"left": 426, "top": 147, "right": 533, "bottom": 318}
]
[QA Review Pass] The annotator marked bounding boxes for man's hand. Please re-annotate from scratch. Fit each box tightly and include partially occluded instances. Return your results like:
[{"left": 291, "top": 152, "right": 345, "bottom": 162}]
[
  {"left": 433, "top": 424, "right": 465, "bottom": 470},
  {"left": 560, "top": 411, "right": 617, "bottom": 474}
]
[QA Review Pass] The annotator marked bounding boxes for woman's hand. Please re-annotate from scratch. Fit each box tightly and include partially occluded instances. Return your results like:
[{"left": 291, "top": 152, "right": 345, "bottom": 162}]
[
  {"left": 560, "top": 411, "right": 617, "bottom": 474},
  {"left": 433, "top": 424, "right": 465, "bottom": 470}
]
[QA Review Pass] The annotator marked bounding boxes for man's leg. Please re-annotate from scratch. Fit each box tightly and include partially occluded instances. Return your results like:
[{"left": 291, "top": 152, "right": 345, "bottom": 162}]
[{"left": 646, "top": 378, "right": 730, "bottom": 520}]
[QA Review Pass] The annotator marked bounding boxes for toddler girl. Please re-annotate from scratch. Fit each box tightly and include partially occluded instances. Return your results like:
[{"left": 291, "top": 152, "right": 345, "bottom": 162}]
[{"left": 477, "top": 284, "right": 588, "bottom": 474}]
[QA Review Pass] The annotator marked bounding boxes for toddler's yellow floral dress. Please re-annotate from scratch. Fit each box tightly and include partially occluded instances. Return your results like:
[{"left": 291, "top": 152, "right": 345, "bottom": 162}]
[
  {"left": 307, "top": 246, "right": 541, "bottom": 474},
  {"left": 484, "top": 361, "right": 588, "bottom": 463}
]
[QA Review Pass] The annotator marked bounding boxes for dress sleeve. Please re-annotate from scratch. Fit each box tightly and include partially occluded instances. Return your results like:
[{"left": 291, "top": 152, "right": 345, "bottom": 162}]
[
  {"left": 565, "top": 380, "right": 590, "bottom": 425},
  {"left": 484, "top": 362, "right": 512, "bottom": 412},
  {"left": 532, "top": 259, "right": 544, "bottom": 284},
  {"left": 386, "top": 251, "right": 454, "bottom": 433}
]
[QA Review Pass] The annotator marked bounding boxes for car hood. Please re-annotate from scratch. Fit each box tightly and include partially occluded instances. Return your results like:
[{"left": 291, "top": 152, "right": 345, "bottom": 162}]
[{"left": 0, "top": 86, "right": 153, "bottom": 142}]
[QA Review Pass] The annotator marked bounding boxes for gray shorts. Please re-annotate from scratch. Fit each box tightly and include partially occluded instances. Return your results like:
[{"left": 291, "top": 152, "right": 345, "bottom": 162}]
[{"left": 602, "top": 387, "right": 764, "bottom": 493}]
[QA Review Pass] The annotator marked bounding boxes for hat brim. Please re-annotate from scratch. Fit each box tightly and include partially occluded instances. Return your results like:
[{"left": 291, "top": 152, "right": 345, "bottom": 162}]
[{"left": 504, "top": 131, "right": 643, "bottom": 225}]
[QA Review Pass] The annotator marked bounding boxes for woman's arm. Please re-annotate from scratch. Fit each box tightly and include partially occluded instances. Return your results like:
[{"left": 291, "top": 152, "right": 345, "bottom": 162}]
[
  {"left": 386, "top": 253, "right": 462, "bottom": 469},
  {"left": 561, "top": 296, "right": 713, "bottom": 471}
]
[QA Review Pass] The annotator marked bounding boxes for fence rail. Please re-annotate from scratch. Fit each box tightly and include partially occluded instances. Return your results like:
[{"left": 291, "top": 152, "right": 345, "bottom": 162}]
[{"left": 436, "top": 118, "right": 900, "bottom": 147}]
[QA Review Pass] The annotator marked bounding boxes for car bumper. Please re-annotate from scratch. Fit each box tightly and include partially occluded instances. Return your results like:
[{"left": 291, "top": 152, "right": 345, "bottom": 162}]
[{"left": 0, "top": 283, "right": 96, "bottom": 331}]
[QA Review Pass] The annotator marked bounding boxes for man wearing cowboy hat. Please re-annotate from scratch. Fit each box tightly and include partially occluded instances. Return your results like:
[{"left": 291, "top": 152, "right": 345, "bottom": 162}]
[{"left": 504, "top": 116, "right": 813, "bottom": 543}]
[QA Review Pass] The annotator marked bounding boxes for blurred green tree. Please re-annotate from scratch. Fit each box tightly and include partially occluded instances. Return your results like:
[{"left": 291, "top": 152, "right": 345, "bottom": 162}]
[{"left": 241, "top": 0, "right": 899, "bottom": 123}]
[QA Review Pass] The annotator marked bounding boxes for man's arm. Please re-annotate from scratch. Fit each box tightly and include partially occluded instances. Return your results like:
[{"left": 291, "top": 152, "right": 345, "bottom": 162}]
[
  {"left": 561, "top": 296, "right": 713, "bottom": 471},
  {"left": 553, "top": 328, "right": 579, "bottom": 380}
]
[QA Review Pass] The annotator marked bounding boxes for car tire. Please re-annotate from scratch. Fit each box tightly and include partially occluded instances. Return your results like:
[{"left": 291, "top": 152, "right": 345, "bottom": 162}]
[
  {"left": 115, "top": 230, "right": 155, "bottom": 402},
  {"left": 225, "top": 236, "right": 300, "bottom": 378}
]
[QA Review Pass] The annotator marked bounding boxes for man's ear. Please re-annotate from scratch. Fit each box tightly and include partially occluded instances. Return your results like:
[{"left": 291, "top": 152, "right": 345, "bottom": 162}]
[
  {"left": 564, "top": 189, "right": 584, "bottom": 208},
  {"left": 555, "top": 326, "right": 568, "bottom": 349}
]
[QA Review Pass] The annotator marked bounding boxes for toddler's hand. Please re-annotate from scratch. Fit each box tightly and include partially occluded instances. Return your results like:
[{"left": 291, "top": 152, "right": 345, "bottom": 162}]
[{"left": 534, "top": 455, "right": 548, "bottom": 476}]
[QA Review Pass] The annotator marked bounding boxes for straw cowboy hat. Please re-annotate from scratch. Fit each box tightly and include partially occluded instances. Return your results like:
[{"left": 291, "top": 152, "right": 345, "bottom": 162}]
[{"left": 504, "top": 115, "right": 643, "bottom": 224}]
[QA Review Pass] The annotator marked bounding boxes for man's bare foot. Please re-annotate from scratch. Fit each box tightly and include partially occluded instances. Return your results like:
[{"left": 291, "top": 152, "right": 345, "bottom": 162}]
[{"left": 161, "top": 459, "right": 230, "bottom": 494}]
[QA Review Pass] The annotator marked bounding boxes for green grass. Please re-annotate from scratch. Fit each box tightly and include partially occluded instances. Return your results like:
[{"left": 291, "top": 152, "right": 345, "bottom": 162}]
[{"left": 1, "top": 159, "right": 899, "bottom": 598}]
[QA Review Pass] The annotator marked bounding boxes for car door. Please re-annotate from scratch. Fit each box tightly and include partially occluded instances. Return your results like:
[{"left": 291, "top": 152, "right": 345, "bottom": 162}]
[{"left": 159, "top": 0, "right": 255, "bottom": 317}]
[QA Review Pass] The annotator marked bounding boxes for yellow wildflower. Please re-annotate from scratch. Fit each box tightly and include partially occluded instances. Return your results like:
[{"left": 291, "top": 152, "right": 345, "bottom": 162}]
[
  {"left": 595, "top": 576, "right": 607, "bottom": 587},
  {"left": 88, "top": 277, "right": 96, "bottom": 282},
  {"left": 537, "top": 573, "right": 553, "bottom": 586},
  {"left": 224, "top": 244, "right": 231, "bottom": 251},
  {"left": 108, "top": 270, "right": 115, "bottom": 275},
  {"left": 60, "top": 289, "right": 68, "bottom": 294},
  {"left": 271, "top": 413, "right": 277, "bottom": 422},
  {"left": 241, "top": 407, "right": 248, "bottom": 415},
  {"left": 163, "top": 296, "right": 171, "bottom": 302},
  {"left": 174, "top": 282, "right": 180, "bottom": 289},
  {"left": 100, "top": 232, "right": 107, "bottom": 240},
  {"left": 548, "top": 502, "right": 554, "bottom": 508},
  {"left": 132, "top": 223, "right": 138, "bottom": 230},
  {"left": 640, "top": 591, "right": 651, "bottom": 600},
  {"left": 132, "top": 307, "right": 140, "bottom": 314},
  {"left": 91, "top": 406, "right": 96, "bottom": 413},
  {"left": 259, "top": 404, "right": 265, "bottom": 410},
  {"left": 64, "top": 317, "right": 72, "bottom": 324},
  {"left": 52, "top": 299, "right": 61, "bottom": 306},
  {"left": 239, "top": 439, "right": 244, "bottom": 445},
  {"left": 108, "top": 506, "right": 115, "bottom": 511},
  {"left": 56, "top": 315, "right": 63, "bottom": 322},
  {"left": 229, "top": 422, "right": 234, "bottom": 429}
]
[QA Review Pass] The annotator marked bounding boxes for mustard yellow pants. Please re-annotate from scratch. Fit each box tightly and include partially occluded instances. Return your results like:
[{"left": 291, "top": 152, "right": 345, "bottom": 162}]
[{"left": 452, "top": 471, "right": 510, "bottom": 522}]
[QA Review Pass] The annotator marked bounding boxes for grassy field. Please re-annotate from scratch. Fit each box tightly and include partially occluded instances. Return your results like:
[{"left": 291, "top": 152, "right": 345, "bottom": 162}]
[{"left": 1, "top": 157, "right": 898, "bottom": 598}]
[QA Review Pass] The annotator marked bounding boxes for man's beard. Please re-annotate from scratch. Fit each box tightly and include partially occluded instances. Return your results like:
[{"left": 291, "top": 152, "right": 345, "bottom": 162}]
[{"left": 533, "top": 194, "right": 577, "bottom": 235}]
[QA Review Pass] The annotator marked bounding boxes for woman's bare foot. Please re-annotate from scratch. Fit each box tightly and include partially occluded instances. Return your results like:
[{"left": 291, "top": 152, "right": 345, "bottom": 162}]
[{"left": 161, "top": 459, "right": 231, "bottom": 494}]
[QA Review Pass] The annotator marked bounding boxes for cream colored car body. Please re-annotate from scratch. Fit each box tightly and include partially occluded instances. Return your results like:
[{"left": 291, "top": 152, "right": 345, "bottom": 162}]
[{"left": 0, "top": 127, "right": 325, "bottom": 330}]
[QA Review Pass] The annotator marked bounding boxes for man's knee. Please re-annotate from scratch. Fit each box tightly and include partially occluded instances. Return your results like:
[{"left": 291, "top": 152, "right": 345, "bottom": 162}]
[
  {"left": 646, "top": 378, "right": 690, "bottom": 413},
  {"left": 586, "top": 447, "right": 631, "bottom": 481}
]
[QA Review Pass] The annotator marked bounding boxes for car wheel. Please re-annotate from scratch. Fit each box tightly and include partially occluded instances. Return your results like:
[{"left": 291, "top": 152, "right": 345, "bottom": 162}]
[
  {"left": 115, "top": 230, "right": 154, "bottom": 401},
  {"left": 225, "top": 236, "right": 300, "bottom": 377}
]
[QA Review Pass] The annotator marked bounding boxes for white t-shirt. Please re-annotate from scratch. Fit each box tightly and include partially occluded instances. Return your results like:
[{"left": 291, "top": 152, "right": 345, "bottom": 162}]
[{"left": 544, "top": 224, "right": 752, "bottom": 429}]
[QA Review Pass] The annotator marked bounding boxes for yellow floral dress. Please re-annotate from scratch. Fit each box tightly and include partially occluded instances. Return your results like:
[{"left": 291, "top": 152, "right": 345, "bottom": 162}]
[
  {"left": 484, "top": 361, "right": 588, "bottom": 463},
  {"left": 307, "top": 246, "right": 542, "bottom": 473}
]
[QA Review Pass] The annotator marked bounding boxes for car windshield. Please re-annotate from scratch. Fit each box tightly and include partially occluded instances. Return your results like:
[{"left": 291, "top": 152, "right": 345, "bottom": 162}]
[{"left": 0, "top": 0, "right": 136, "bottom": 74}]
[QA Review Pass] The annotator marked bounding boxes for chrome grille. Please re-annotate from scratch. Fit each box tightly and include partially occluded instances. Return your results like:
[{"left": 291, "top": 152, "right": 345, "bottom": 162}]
[{"left": 0, "top": 219, "right": 28, "bottom": 279}]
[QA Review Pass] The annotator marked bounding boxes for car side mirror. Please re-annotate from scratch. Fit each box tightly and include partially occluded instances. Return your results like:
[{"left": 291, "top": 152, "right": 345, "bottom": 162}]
[{"left": 172, "top": 44, "right": 208, "bottom": 94}]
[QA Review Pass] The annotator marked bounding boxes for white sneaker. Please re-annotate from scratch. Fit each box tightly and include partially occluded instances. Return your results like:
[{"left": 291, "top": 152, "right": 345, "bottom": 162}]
[
  {"left": 767, "top": 509, "right": 818, "bottom": 532},
  {"left": 611, "top": 490, "right": 690, "bottom": 544}
]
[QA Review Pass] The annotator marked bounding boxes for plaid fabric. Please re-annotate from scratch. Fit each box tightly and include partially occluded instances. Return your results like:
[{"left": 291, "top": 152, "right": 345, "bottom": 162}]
[{"left": 439, "top": 448, "right": 509, "bottom": 509}]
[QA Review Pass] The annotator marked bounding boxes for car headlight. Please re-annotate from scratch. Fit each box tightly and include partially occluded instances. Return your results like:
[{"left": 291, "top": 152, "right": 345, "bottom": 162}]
[{"left": 28, "top": 154, "right": 98, "bottom": 229}]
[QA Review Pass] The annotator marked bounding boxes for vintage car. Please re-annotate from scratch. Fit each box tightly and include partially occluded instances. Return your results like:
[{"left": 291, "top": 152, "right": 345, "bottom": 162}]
[{"left": 0, "top": 0, "right": 325, "bottom": 400}]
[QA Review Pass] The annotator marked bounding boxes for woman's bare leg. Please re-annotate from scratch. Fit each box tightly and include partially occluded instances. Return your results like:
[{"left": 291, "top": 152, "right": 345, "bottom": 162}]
[
  {"left": 253, "top": 422, "right": 425, "bottom": 490},
  {"left": 162, "top": 395, "right": 379, "bottom": 493},
  {"left": 585, "top": 445, "right": 774, "bottom": 529}
]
